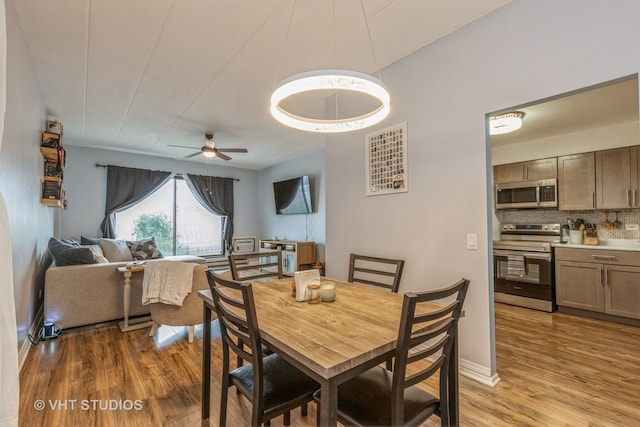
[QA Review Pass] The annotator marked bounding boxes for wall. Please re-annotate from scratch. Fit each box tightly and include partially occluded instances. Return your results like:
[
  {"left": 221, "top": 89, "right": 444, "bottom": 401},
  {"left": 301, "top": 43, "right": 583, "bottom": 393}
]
[
  {"left": 61, "top": 146, "right": 261, "bottom": 245},
  {"left": 492, "top": 121, "right": 640, "bottom": 165},
  {"left": 0, "top": 0, "right": 50, "bottom": 352},
  {"left": 258, "top": 150, "right": 325, "bottom": 261},
  {"left": 325, "top": 0, "right": 640, "bottom": 383}
]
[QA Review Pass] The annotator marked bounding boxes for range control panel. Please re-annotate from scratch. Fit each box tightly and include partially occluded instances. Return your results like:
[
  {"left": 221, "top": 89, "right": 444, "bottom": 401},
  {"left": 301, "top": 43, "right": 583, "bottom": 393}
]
[{"left": 501, "top": 223, "right": 560, "bottom": 235}]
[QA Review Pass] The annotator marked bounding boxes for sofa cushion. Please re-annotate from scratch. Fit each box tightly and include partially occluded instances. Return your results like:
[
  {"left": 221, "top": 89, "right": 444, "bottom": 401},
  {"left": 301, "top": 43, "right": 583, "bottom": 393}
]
[
  {"left": 48, "top": 238, "right": 98, "bottom": 266},
  {"left": 80, "top": 236, "right": 101, "bottom": 245},
  {"left": 127, "top": 237, "right": 163, "bottom": 260},
  {"left": 84, "top": 244, "right": 109, "bottom": 263},
  {"left": 99, "top": 238, "right": 134, "bottom": 262}
]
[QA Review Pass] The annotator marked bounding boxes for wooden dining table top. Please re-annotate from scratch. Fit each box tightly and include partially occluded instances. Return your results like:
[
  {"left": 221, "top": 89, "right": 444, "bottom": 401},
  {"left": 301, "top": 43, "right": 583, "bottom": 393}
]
[{"left": 200, "top": 276, "right": 443, "bottom": 380}]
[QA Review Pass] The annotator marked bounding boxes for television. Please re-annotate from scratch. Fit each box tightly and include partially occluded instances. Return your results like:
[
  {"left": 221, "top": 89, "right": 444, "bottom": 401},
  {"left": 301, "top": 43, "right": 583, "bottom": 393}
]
[{"left": 273, "top": 176, "right": 313, "bottom": 215}]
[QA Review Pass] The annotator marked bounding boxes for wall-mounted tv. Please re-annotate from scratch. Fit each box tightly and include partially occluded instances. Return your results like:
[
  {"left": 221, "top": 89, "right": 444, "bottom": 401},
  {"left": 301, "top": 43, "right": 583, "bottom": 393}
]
[{"left": 273, "top": 175, "right": 313, "bottom": 215}]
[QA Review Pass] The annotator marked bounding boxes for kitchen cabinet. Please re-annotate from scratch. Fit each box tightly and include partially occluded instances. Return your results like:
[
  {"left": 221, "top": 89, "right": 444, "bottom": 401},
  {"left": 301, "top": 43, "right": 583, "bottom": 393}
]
[
  {"left": 493, "top": 157, "right": 557, "bottom": 183},
  {"left": 555, "top": 247, "right": 640, "bottom": 320},
  {"left": 557, "top": 152, "right": 595, "bottom": 210},
  {"left": 259, "top": 240, "right": 315, "bottom": 276},
  {"left": 595, "top": 146, "right": 640, "bottom": 209}
]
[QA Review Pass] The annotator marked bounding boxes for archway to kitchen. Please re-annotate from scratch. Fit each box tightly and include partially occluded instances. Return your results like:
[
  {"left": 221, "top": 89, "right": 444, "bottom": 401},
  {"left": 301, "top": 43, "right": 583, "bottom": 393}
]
[{"left": 486, "top": 73, "right": 640, "bottom": 371}]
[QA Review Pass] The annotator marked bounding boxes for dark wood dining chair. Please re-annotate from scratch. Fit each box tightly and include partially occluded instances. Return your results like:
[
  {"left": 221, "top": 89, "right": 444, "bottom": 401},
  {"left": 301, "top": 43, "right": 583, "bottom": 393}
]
[
  {"left": 228, "top": 250, "right": 283, "bottom": 282},
  {"left": 313, "top": 278, "right": 470, "bottom": 427},
  {"left": 348, "top": 253, "right": 405, "bottom": 293},
  {"left": 206, "top": 270, "right": 318, "bottom": 427}
]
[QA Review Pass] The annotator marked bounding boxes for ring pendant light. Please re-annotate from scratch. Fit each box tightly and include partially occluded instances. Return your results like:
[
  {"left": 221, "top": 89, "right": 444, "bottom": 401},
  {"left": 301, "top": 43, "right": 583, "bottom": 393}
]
[{"left": 270, "top": 0, "right": 390, "bottom": 133}]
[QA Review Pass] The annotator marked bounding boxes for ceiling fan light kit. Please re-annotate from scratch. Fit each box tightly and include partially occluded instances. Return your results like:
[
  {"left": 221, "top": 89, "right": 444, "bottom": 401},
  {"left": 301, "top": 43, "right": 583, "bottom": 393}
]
[
  {"left": 490, "top": 111, "right": 525, "bottom": 135},
  {"left": 168, "top": 132, "right": 247, "bottom": 160},
  {"left": 270, "top": 69, "right": 390, "bottom": 133}
]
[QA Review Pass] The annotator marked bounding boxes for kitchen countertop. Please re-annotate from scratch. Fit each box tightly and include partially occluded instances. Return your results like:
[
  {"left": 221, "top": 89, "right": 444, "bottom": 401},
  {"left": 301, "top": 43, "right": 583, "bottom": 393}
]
[{"left": 553, "top": 239, "right": 640, "bottom": 252}]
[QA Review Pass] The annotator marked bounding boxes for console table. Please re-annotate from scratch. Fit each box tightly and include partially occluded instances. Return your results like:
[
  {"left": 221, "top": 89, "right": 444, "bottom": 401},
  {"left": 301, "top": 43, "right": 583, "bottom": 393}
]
[
  {"left": 259, "top": 240, "right": 315, "bottom": 275},
  {"left": 116, "top": 265, "right": 153, "bottom": 332}
]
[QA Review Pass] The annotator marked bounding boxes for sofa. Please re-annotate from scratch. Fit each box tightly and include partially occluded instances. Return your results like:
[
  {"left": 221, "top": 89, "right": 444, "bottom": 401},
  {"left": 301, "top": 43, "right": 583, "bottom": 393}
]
[{"left": 44, "top": 237, "right": 208, "bottom": 329}]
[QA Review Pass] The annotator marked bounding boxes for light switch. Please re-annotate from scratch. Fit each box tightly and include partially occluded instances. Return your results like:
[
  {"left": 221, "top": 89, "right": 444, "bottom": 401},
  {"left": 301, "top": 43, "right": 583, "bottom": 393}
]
[{"left": 466, "top": 234, "right": 478, "bottom": 250}]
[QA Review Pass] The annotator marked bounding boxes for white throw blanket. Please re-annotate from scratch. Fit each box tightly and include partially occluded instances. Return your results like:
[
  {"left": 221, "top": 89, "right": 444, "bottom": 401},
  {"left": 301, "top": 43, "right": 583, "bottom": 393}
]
[{"left": 142, "top": 261, "right": 198, "bottom": 306}]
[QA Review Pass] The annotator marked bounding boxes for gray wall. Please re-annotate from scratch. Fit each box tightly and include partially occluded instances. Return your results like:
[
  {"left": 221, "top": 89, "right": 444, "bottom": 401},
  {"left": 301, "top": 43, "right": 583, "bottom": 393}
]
[
  {"left": 0, "top": 0, "right": 50, "bottom": 351},
  {"left": 325, "top": 0, "right": 640, "bottom": 382},
  {"left": 258, "top": 150, "right": 326, "bottom": 261},
  {"left": 60, "top": 146, "right": 261, "bottom": 243}
]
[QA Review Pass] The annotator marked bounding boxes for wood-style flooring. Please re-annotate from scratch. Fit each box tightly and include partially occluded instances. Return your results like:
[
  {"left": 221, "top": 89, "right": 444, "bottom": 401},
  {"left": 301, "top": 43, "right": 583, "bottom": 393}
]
[{"left": 19, "top": 303, "right": 640, "bottom": 426}]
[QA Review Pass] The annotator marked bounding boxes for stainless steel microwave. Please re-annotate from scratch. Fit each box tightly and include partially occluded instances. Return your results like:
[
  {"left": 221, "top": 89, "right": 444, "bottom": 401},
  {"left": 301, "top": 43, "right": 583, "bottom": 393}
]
[{"left": 495, "top": 179, "right": 557, "bottom": 209}]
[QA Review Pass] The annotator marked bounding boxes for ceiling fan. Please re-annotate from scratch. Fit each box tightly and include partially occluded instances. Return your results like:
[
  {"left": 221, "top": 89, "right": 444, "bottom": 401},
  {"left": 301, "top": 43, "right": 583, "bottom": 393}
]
[{"left": 168, "top": 132, "right": 248, "bottom": 160}]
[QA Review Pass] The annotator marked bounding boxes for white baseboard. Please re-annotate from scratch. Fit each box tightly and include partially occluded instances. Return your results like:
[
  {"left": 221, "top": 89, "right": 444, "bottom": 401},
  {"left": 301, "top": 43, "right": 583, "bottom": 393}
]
[
  {"left": 18, "top": 304, "right": 44, "bottom": 371},
  {"left": 459, "top": 357, "right": 501, "bottom": 387}
]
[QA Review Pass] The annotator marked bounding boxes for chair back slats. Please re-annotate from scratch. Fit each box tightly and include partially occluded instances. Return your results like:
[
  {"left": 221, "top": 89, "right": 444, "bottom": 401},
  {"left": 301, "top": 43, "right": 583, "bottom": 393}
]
[
  {"left": 206, "top": 270, "right": 265, "bottom": 388},
  {"left": 348, "top": 254, "right": 405, "bottom": 293},
  {"left": 390, "top": 278, "right": 470, "bottom": 426},
  {"left": 404, "top": 356, "right": 444, "bottom": 388},
  {"left": 228, "top": 250, "right": 283, "bottom": 282}
]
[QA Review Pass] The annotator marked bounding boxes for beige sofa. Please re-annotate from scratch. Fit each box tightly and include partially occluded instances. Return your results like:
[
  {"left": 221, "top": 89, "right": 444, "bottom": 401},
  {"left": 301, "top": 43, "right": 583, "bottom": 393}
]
[{"left": 44, "top": 255, "right": 207, "bottom": 329}]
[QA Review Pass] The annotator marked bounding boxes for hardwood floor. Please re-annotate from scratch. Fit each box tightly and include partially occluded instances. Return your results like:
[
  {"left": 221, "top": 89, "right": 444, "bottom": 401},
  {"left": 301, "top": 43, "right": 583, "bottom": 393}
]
[{"left": 19, "top": 303, "right": 640, "bottom": 426}]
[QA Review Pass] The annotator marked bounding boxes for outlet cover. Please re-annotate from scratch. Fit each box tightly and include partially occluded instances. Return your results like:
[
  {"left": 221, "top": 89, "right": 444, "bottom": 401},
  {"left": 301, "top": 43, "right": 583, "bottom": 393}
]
[{"left": 625, "top": 223, "right": 639, "bottom": 231}]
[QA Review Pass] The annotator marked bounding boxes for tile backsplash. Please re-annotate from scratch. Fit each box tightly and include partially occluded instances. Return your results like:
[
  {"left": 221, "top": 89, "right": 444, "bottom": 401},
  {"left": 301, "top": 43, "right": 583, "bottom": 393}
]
[{"left": 498, "top": 209, "right": 640, "bottom": 240}]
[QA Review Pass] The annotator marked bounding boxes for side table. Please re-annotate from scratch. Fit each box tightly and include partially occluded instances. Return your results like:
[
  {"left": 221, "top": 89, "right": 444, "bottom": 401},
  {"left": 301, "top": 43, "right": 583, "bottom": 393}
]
[{"left": 116, "top": 265, "right": 153, "bottom": 332}]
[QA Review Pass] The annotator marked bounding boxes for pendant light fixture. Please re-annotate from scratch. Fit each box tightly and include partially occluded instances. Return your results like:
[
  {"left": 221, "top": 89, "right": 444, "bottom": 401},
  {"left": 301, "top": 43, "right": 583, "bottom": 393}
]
[{"left": 270, "top": 1, "right": 390, "bottom": 133}]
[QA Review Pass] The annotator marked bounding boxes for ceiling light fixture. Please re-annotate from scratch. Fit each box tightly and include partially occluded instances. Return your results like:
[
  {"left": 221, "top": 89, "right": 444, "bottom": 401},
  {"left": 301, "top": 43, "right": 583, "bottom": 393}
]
[
  {"left": 201, "top": 147, "right": 216, "bottom": 158},
  {"left": 270, "top": 1, "right": 389, "bottom": 133},
  {"left": 490, "top": 112, "right": 525, "bottom": 135}
]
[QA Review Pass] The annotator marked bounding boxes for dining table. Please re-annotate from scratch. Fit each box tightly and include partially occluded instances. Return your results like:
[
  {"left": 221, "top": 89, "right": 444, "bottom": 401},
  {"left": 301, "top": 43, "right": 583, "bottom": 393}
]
[{"left": 199, "top": 276, "right": 460, "bottom": 426}]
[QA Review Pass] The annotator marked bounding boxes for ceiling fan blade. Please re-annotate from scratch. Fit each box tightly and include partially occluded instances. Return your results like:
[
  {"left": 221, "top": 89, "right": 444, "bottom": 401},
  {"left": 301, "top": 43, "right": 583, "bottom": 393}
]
[
  {"left": 216, "top": 151, "right": 232, "bottom": 161},
  {"left": 216, "top": 148, "right": 248, "bottom": 153},
  {"left": 168, "top": 144, "right": 198, "bottom": 149},
  {"left": 184, "top": 151, "right": 201, "bottom": 158}
]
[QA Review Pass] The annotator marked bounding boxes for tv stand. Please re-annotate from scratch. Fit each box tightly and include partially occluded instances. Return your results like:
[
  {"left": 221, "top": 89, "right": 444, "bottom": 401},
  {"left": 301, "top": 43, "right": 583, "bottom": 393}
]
[{"left": 259, "top": 240, "right": 315, "bottom": 276}]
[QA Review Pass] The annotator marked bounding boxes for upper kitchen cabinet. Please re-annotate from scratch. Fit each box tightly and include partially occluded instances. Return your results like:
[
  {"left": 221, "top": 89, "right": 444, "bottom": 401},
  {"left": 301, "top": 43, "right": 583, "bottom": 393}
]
[
  {"left": 596, "top": 145, "right": 640, "bottom": 209},
  {"left": 558, "top": 152, "right": 595, "bottom": 210},
  {"left": 493, "top": 158, "right": 557, "bottom": 183}
]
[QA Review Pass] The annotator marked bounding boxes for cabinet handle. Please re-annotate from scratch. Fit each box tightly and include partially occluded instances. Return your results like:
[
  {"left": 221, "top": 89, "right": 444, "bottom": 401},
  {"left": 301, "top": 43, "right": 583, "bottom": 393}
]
[
  {"left": 513, "top": 286, "right": 522, "bottom": 290},
  {"left": 601, "top": 268, "right": 605, "bottom": 286},
  {"left": 591, "top": 255, "right": 616, "bottom": 260},
  {"left": 635, "top": 189, "right": 638, "bottom": 207},
  {"left": 592, "top": 192, "right": 595, "bottom": 209},
  {"left": 628, "top": 189, "right": 632, "bottom": 207}
]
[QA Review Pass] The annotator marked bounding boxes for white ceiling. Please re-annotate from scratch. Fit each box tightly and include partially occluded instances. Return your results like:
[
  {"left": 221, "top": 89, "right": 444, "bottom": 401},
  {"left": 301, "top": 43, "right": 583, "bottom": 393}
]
[
  {"left": 15, "top": 0, "right": 511, "bottom": 170},
  {"left": 491, "top": 76, "right": 639, "bottom": 147}
]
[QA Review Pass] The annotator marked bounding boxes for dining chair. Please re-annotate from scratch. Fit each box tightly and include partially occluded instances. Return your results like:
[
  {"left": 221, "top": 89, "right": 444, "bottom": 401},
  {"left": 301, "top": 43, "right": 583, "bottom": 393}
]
[
  {"left": 348, "top": 253, "right": 405, "bottom": 293},
  {"left": 228, "top": 250, "right": 283, "bottom": 282},
  {"left": 206, "top": 270, "right": 318, "bottom": 427},
  {"left": 313, "top": 278, "right": 470, "bottom": 427}
]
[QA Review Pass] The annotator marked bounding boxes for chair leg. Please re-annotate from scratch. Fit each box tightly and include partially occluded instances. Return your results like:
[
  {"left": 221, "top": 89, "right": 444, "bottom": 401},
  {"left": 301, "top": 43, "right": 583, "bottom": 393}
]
[
  {"left": 148, "top": 322, "right": 159, "bottom": 337},
  {"left": 301, "top": 402, "right": 308, "bottom": 417},
  {"left": 284, "top": 411, "right": 290, "bottom": 426},
  {"left": 188, "top": 325, "right": 194, "bottom": 343}
]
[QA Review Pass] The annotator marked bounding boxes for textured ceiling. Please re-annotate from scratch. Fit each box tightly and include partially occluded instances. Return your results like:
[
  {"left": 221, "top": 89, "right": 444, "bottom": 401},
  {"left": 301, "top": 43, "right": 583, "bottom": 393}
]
[
  {"left": 491, "top": 76, "right": 640, "bottom": 147},
  {"left": 16, "top": 0, "right": 511, "bottom": 169}
]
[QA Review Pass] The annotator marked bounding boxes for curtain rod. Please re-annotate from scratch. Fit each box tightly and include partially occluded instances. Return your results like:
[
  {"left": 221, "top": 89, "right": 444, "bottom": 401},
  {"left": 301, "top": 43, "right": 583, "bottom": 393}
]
[{"left": 94, "top": 163, "right": 239, "bottom": 181}]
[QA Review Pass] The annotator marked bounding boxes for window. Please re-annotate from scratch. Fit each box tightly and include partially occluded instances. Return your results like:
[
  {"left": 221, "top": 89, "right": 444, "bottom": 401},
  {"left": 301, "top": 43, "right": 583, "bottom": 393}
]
[{"left": 115, "top": 177, "right": 223, "bottom": 256}]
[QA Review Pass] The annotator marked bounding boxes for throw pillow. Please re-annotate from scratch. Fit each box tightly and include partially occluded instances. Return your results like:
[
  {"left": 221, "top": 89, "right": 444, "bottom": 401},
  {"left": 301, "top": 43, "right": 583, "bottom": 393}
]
[
  {"left": 127, "top": 238, "right": 163, "bottom": 260},
  {"left": 99, "top": 238, "right": 134, "bottom": 262},
  {"left": 80, "top": 236, "right": 101, "bottom": 245},
  {"left": 48, "top": 237, "right": 98, "bottom": 266}
]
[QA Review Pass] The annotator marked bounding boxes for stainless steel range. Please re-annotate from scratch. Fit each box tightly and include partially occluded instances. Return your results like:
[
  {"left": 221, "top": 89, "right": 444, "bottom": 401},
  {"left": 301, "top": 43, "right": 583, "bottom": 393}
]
[{"left": 493, "top": 223, "right": 560, "bottom": 312}]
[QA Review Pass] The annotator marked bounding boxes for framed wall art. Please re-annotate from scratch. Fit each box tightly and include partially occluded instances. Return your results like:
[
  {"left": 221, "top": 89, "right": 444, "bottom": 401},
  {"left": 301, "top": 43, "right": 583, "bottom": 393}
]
[{"left": 365, "top": 121, "right": 408, "bottom": 196}]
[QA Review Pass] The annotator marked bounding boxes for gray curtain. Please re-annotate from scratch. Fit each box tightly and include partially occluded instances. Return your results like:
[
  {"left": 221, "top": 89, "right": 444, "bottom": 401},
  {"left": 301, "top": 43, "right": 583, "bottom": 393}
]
[
  {"left": 100, "top": 165, "right": 172, "bottom": 238},
  {"left": 184, "top": 174, "right": 234, "bottom": 252}
]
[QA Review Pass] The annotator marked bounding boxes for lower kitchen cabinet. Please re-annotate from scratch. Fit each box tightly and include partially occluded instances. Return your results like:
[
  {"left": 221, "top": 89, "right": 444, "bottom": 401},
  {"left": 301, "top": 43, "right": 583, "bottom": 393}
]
[{"left": 555, "top": 247, "right": 640, "bottom": 321}]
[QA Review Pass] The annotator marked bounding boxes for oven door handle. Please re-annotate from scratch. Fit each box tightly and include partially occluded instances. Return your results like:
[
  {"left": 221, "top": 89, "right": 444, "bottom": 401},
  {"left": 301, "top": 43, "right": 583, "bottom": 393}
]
[{"left": 493, "top": 250, "right": 552, "bottom": 261}]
